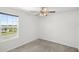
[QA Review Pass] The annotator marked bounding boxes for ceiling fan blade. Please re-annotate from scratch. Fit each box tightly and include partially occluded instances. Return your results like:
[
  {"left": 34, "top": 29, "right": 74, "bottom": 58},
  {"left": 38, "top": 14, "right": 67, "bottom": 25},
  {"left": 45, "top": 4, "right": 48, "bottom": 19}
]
[{"left": 48, "top": 11, "right": 55, "bottom": 13}]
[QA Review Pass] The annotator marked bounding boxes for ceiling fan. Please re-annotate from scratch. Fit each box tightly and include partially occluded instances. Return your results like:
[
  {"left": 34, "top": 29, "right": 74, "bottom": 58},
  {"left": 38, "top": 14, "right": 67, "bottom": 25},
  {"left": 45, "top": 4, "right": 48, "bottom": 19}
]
[
  {"left": 39, "top": 7, "right": 55, "bottom": 16},
  {"left": 28, "top": 7, "right": 56, "bottom": 16}
]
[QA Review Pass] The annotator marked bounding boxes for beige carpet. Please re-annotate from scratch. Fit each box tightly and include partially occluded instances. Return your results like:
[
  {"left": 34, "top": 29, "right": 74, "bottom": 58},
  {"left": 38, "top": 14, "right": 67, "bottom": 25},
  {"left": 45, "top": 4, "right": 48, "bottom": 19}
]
[{"left": 9, "top": 39, "right": 78, "bottom": 52}]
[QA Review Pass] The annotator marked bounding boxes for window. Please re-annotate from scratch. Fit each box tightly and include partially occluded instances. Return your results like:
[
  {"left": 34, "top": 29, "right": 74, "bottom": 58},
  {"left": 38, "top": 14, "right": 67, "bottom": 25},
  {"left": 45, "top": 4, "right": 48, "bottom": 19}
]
[{"left": 0, "top": 12, "right": 19, "bottom": 37}]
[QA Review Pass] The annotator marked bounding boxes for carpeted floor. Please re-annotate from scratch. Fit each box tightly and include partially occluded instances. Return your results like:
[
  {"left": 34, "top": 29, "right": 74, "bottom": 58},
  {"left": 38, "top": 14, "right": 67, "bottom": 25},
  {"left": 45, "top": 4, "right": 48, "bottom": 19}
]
[{"left": 8, "top": 39, "right": 78, "bottom": 52}]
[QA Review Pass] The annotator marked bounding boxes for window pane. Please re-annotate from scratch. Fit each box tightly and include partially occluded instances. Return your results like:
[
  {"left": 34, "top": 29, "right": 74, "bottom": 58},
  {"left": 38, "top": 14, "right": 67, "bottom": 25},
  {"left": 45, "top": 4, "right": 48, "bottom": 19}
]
[
  {"left": 7, "top": 15, "right": 13, "bottom": 25},
  {"left": 0, "top": 14, "right": 8, "bottom": 25},
  {"left": 12, "top": 17, "right": 18, "bottom": 25}
]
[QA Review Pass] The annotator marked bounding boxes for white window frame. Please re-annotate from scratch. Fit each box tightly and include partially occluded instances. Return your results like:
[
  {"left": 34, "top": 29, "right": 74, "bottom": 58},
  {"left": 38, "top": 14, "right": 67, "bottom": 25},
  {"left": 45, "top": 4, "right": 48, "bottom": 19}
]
[{"left": 0, "top": 12, "right": 19, "bottom": 42}]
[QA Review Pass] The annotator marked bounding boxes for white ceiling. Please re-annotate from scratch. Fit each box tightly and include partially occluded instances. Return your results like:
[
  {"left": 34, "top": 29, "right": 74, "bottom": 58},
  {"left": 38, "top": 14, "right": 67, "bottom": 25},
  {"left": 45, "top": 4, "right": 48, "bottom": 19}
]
[
  {"left": 20, "top": 7, "right": 78, "bottom": 11},
  {"left": 19, "top": 7, "right": 79, "bottom": 16}
]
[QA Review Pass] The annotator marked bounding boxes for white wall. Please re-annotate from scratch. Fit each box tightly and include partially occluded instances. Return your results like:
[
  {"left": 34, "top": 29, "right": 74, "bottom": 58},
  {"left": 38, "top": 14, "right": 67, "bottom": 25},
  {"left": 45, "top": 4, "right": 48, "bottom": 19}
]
[
  {"left": 76, "top": 10, "right": 79, "bottom": 49},
  {"left": 39, "top": 10, "right": 79, "bottom": 48},
  {"left": 0, "top": 7, "right": 38, "bottom": 51}
]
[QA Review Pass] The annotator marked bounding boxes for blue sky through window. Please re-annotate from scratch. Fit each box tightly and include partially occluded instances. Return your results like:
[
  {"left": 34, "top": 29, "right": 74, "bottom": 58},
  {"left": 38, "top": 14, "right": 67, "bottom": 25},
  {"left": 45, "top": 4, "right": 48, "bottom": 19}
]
[{"left": 0, "top": 14, "right": 18, "bottom": 25}]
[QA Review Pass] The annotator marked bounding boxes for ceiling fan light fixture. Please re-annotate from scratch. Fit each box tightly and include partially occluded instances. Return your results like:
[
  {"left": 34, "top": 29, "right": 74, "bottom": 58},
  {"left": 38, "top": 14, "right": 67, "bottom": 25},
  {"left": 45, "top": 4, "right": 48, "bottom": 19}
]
[{"left": 40, "top": 7, "right": 48, "bottom": 16}]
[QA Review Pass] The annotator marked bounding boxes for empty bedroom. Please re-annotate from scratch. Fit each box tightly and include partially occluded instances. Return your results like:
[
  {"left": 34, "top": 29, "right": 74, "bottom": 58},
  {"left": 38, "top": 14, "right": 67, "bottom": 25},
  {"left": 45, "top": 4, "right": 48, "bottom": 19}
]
[{"left": 0, "top": 7, "right": 79, "bottom": 52}]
